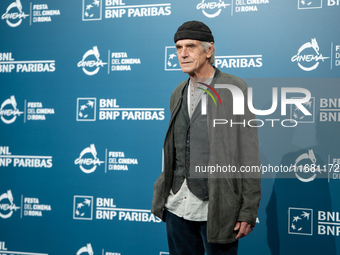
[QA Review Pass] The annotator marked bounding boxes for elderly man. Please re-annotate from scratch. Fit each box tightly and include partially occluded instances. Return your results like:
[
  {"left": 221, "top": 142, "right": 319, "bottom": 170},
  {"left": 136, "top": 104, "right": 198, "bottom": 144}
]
[{"left": 152, "top": 20, "right": 261, "bottom": 255}]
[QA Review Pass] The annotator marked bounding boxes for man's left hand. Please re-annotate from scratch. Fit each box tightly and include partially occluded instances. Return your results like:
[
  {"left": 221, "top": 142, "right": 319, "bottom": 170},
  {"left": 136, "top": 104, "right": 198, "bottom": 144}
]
[{"left": 234, "top": 221, "right": 253, "bottom": 240}]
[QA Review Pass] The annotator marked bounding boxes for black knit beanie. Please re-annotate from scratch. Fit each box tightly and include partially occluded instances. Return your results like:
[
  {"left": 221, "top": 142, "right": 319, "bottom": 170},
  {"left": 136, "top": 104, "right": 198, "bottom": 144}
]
[{"left": 174, "top": 21, "right": 214, "bottom": 43}]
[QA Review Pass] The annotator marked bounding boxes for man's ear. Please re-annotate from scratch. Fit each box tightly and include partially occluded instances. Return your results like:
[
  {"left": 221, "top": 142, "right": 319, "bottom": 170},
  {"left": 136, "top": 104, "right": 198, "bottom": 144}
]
[{"left": 207, "top": 42, "right": 214, "bottom": 58}]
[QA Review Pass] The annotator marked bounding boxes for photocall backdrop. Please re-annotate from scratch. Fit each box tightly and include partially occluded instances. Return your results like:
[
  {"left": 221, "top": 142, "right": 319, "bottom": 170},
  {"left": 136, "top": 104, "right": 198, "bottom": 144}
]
[{"left": 0, "top": 0, "right": 339, "bottom": 254}]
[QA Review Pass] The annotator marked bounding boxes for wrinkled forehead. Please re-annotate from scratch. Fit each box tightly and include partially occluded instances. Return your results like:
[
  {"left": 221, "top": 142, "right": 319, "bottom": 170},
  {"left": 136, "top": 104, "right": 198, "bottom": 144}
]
[{"left": 175, "top": 39, "right": 201, "bottom": 47}]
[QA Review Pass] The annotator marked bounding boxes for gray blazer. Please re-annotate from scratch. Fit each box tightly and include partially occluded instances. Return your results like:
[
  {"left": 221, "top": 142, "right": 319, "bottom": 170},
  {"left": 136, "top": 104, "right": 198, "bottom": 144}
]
[{"left": 151, "top": 68, "right": 261, "bottom": 244}]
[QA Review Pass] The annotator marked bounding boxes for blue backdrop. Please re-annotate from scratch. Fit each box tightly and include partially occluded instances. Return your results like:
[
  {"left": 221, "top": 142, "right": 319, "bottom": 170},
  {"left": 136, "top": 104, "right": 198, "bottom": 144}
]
[{"left": 0, "top": 0, "right": 340, "bottom": 254}]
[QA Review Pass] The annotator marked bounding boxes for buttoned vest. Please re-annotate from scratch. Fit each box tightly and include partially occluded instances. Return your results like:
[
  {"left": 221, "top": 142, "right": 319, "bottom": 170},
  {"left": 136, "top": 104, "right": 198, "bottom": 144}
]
[{"left": 172, "top": 84, "right": 210, "bottom": 201}]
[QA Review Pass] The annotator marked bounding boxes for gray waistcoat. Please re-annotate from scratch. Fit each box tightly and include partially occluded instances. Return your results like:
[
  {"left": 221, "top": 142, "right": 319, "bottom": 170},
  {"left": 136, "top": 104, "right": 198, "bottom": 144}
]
[{"left": 172, "top": 84, "right": 210, "bottom": 201}]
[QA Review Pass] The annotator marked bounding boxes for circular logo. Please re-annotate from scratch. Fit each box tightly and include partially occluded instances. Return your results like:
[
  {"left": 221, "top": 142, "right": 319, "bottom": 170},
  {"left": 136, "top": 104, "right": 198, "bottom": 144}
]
[
  {"left": 196, "top": 0, "right": 229, "bottom": 18},
  {"left": 77, "top": 244, "right": 94, "bottom": 255},
  {"left": 0, "top": 190, "right": 20, "bottom": 219},
  {"left": 77, "top": 46, "right": 107, "bottom": 76},
  {"left": 289, "top": 149, "right": 319, "bottom": 182},
  {"left": 0, "top": 96, "right": 23, "bottom": 124},
  {"left": 74, "top": 144, "right": 104, "bottom": 174},
  {"left": 1, "top": 0, "right": 29, "bottom": 27},
  {"left": 291, "top": 38, "right": 329, "bottom": 71}
]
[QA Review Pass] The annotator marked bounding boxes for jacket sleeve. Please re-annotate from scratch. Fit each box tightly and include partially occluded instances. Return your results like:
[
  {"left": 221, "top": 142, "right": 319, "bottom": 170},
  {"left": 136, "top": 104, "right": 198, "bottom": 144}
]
[
  {"left": 236, "top": 86, "right": 261, "bottom": 227},
  {"left": 151, "top": 171, "right": 166, "bottom": 221}
]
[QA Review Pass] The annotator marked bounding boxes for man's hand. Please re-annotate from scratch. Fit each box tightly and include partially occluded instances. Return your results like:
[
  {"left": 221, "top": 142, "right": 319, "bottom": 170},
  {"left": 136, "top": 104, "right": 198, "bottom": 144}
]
[{"left": 234, "top": 221, "right": 253, "bottom": 240}]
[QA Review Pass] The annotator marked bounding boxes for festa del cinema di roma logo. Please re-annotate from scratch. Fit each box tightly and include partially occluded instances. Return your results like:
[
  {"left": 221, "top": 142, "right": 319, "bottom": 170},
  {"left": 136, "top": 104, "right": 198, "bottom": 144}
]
[
  {"left": 1, "top": 0, "right": 29, "bottom": 27},
  {"left": 74, "top": 144, "right": 104, "bottom": 174},
  {"left": 77, "top": 46, "right": 107, "bottom": 75},
  {"left": 0, "top": 190, "right": 20, "bottom": 219},
  {"left": 77, "top": 243, "right": 93, "bottom": 255},
  {"left": 291, "top": 38, "right": 329, "bottom": 71},
  {"left": 289, "top": 149, "right": 320, "bottom": 183},
  {"left": 0, "top": 96, "right": 23, "bottom": 124},
  {"left": 76, "top": 243, "right": 121, "bottom": 255},
  {"left": 196, "top": 0, "right": 230, "bottom": 18},
  {"left": 199, "top": 82, "right": 313, "bottom": 127}
]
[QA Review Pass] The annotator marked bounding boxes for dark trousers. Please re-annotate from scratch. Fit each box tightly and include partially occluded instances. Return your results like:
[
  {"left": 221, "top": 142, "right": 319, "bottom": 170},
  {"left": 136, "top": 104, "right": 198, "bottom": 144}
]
[{"left": 165, "top": 210, "right": 238, "bottom": 255}]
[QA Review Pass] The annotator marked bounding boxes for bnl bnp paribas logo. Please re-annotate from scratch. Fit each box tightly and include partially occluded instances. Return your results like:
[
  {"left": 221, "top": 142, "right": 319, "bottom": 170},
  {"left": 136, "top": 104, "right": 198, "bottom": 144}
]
[
  {"left": 290, "top": 97, "right": 315, "bottom": 123},
  {"left": 298, "top": 0, "right": 340, "bottom": 9},
  {"left": 73, "top": 195, "right": 161, "bottom": 223},
  {"left": 164, "top": 46, "right": 263, "bottom": 71},
  {"left": 291, "top": 38, "right": 329, "bottom": 71},
  {"left": 77, "top": 98, "right": 164, "bottom": 121},
  {"left": 289, "top": 207, "right": 340, "bottom": 237},
  {"left": 0, "top": 96, "right": 23, "bottom": 124},
  {"left": 165, "top": 46, "right": 180, "bottom": 71},
  {"left": 0, "top": 190, "right": 20, "bottom": 219},
  {"left": 77, "top": 98, "right": 96, "bottom": 121},
  {"left": 288, "top": 208, "right": 313, "bottom": 235},
  {"left": 82, "top": 0, "right": 171, "bottom": 21},
  {"left": 298, "top": 0, "right": 322, "bottom": 9},
  {"left": 1, "top": 0, "right": 29, "bottom": 27},
  {"left": 74, "top": 196, "right": 93, "bottom": 219},
  {"left": 83, "top": 0, "right": 102, "bottom": 21}
]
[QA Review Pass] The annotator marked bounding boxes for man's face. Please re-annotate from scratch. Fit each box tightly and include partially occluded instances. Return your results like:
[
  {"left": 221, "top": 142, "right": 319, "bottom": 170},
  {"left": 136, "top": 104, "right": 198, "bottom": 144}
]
[{"left": 176, "top": 39, "right": 212, "bottom": 76}]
